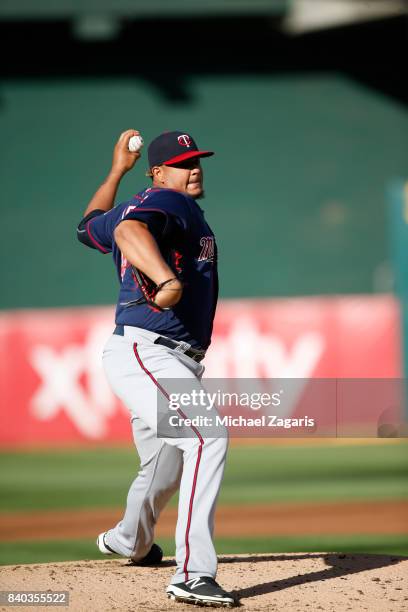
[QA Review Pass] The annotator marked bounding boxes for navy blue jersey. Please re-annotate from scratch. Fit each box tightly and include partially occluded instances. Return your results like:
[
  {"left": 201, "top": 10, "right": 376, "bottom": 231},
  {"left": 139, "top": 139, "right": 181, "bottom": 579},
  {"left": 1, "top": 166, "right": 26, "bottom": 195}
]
[{"left": 77, "top": 187, "right": 218, "bottom": 350}]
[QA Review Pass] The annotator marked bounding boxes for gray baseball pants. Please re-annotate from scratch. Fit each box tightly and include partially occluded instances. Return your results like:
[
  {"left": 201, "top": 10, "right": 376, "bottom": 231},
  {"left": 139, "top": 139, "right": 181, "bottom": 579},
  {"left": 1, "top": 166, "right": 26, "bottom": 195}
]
[{"left": 102, "top": 325, "right": 228, "bottom": 584}]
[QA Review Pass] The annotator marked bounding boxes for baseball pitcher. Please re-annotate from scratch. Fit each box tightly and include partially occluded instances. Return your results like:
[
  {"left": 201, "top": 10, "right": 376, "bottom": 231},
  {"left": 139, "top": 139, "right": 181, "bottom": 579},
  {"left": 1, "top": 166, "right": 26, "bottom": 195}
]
[{"left": 76, "top": 129, "right": 235, "bottom": 607}]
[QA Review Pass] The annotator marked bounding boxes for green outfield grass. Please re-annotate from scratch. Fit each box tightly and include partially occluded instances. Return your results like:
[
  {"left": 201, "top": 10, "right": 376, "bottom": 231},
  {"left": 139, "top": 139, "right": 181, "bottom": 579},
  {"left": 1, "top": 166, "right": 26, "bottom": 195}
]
[
  {"left": 0, "top": 442, "right": 407, "bottom": 512},
  {"left": 0, "top": 443, "right": 406, "bottom": 565},
  {"left": 0, "top": 534, "right": 407, "bottom": 567}
]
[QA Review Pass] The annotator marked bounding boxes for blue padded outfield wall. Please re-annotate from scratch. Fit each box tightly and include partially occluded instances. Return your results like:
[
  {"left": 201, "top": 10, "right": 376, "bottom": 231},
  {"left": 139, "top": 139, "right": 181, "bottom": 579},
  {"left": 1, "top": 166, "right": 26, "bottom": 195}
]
[{"left": 1, "top": 74, "right": 407, "bottom": 308}]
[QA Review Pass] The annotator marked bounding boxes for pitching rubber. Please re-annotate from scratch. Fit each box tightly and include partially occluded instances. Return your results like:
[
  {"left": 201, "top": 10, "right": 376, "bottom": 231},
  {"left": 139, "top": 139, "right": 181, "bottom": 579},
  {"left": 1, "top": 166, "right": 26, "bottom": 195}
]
[{"left": 167, "top": 593, "right": 236, "bottom": 607}]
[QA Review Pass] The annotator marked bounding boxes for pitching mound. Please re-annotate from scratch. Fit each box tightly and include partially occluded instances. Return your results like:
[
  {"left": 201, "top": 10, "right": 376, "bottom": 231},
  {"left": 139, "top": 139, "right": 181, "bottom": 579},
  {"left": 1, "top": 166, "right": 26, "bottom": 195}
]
[{"left": 1, "top": 553, "right": 407, "bottom": 611}]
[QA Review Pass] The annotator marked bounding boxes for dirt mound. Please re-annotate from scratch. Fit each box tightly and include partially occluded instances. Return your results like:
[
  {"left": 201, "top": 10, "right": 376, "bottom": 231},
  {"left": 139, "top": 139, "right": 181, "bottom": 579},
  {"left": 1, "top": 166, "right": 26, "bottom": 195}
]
[{"left": 1, "top": 553, "right": 407, "bottom": 611}]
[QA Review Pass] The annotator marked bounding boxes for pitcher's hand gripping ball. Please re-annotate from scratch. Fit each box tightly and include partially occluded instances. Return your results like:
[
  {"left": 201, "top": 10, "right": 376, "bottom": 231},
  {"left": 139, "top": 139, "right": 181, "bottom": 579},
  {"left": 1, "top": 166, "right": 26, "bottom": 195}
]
[{"left": 128, "top": 135, "right": 144, "bottom": 152}]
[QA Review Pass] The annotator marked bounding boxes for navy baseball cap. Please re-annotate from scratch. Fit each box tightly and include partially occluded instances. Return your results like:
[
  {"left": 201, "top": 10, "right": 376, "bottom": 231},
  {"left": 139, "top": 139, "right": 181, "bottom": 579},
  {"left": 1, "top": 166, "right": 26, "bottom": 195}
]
[{"left": 148, "top": 131, "right": 214, "bottom": 168}]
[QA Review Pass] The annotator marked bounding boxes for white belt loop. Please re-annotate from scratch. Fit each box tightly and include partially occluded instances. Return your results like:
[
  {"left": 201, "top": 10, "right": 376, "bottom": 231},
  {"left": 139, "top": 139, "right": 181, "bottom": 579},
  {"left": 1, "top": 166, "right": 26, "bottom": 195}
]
[{"left": 173, "top": 341, "right": 192, "bottom": 354}]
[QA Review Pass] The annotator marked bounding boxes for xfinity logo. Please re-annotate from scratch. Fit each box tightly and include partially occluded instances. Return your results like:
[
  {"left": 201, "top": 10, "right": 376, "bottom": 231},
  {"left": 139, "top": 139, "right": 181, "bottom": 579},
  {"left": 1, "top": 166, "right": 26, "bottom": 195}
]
[{"left": 28, "top": 317, "right": 324, "bottom": 439}]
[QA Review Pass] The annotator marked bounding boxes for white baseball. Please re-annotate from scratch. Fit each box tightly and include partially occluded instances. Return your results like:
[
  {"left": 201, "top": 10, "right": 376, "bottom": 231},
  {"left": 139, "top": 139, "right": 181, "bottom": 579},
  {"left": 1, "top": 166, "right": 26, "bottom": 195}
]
[{"left": 128, "top": 135, "right": 144, "bottom": 152}]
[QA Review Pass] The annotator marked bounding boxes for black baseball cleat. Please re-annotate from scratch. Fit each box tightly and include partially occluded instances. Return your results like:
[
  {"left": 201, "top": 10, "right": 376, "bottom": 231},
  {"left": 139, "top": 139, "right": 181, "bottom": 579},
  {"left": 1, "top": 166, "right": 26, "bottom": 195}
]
[
  {"left": 97, "top": 532, "right": 163, "bottom": 566},
  {"left": 130, "top": 543, "right": 163, "bottom": 566},
  {"left": 166, "top": 577, "right": 237, "bottom": 607}
]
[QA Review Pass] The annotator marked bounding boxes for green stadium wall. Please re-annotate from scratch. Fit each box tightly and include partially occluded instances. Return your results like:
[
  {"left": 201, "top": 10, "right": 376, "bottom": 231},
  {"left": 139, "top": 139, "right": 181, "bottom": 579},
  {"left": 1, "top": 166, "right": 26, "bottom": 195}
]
[{"left": 1, "top": 74, "right": 407, "bottom": 309}]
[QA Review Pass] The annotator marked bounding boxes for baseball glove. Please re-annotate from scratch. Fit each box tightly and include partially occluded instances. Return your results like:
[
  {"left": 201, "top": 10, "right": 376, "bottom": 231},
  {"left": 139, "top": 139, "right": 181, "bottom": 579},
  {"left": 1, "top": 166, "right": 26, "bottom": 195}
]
[{"left": 121, "top": 268, "right": 182, "bottom": 312}]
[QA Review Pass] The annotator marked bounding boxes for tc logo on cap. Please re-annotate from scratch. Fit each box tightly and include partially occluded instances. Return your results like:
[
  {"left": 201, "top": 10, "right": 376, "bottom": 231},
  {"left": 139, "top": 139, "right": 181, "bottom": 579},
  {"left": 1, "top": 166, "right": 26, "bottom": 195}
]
[
  {"left": 178, "top": 134, "right": 192, "bottom": 148},
  {"left": 148, "top": 130, "right": 214, "bottom": 167}
]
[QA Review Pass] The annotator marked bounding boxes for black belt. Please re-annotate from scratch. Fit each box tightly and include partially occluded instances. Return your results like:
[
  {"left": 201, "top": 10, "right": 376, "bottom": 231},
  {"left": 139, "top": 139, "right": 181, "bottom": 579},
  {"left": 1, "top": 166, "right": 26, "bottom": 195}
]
[{"left": 113, "top": 325, "right": 205, "bottom": 363}]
